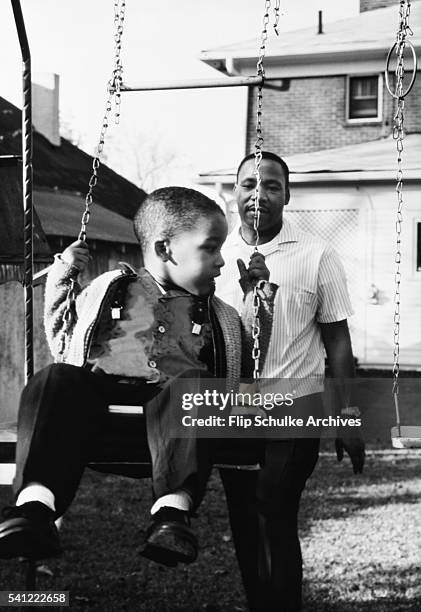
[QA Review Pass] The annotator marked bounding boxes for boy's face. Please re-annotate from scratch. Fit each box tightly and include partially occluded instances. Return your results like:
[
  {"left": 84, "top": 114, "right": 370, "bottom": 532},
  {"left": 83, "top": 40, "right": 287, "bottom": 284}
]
[{"left": 161, "top": 213, "right": 228, "bottom": 296}]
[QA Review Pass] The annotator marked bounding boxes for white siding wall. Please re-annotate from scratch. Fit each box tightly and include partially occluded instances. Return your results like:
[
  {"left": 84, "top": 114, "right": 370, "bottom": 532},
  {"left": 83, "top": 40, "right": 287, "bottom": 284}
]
[
  {"left": 362, "top": 184, "right": 421, "bottom": 368},
  {"left": 222, "top": 181, "right": 421, "bottom": 369},
  {"left": 289, "top": 182, "right": 421, "bottom": 369}
]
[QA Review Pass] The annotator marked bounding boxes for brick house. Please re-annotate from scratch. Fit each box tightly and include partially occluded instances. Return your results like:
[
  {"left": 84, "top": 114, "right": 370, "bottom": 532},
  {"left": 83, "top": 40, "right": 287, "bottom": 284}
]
[
  {"left": 197, "top": 0, "right": 421, "bottom": 370},
  {"left": 201, "top": 0, "right": 420, "bottom": 156}
]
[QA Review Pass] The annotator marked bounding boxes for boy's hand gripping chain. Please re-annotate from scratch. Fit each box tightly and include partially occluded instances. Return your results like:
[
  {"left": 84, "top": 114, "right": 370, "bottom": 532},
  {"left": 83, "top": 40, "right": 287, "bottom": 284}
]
[{"left": 57, "top": 1, "right": 126, "bottom": 360}]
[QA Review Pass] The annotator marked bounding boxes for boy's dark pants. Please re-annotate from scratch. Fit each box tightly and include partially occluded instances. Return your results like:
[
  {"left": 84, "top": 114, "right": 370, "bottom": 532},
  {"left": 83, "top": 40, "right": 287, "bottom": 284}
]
[{"left": 14, "top": 363, "right": 213, "bottom": 518}]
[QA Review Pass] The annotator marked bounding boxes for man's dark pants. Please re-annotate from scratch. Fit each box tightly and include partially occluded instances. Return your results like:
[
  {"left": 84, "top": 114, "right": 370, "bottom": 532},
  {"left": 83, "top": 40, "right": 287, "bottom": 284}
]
[
  {"left": 14, "top": 363, "right": 213, "bottom": 517},
  {"left": 220, "top": 396, "right": 321, "bottom": 612}
]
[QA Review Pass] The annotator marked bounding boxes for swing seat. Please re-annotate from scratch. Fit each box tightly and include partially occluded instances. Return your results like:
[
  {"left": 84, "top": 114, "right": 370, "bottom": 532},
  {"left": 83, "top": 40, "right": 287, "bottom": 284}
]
[
  {"left": 391, "top": 426, "right": 421, "bottom": 449},
  {"left": 0, "top": 424, "right": 17, "bottom": 485},
  {"left": 0, "top": 408, "right": 263, "bottom": 486},
  {"left": 89, "top": 406, "right": 263, "bottom": 477}
]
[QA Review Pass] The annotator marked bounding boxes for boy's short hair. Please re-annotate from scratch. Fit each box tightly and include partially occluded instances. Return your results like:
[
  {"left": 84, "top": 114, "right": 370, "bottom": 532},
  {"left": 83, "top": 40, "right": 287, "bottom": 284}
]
[
  {"left": 236, "top": 151, "right": 290, "bottom": 186},
  {"left": 134, "top": 186, "right": 224, "bottom": 252}
]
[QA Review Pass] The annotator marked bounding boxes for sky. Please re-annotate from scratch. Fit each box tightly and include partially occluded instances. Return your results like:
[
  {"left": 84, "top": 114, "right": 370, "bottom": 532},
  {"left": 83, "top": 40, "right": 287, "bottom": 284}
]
[{"left": 1, "top": 0, "right": 359, "bottom": 189}]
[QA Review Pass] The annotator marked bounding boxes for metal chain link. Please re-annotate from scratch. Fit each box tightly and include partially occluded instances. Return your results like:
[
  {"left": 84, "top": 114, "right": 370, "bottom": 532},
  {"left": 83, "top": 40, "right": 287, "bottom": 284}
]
[
  {"left": 56, "top": 0, "right": 126, "bottom": 361},
  {"left": 273, "top": 0, "right": 281, "bottom": 36},
  {"left": 80, "top": 0, "right": 126, "bottom": 243},
  {"left": 388, "top": 1, "right": 414, "bottom": 426},
  {"left": 251, "top": 0, "right": 273, "bottom": 381}
]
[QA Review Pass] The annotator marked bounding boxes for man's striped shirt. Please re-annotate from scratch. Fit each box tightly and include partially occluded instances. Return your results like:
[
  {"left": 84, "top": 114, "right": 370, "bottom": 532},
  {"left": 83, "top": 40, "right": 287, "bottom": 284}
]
[{"left": 216, "top": 218, "right": 354, "bottom": 397}]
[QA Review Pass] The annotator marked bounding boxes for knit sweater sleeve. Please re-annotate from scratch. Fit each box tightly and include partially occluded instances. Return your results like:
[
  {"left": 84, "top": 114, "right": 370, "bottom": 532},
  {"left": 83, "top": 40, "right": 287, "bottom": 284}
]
[
  {"left": 44, "top": 255, "right": 88, "bottom": 361},
  {"left": 240, "top": 281, "right": 278, "bottom": 379}
]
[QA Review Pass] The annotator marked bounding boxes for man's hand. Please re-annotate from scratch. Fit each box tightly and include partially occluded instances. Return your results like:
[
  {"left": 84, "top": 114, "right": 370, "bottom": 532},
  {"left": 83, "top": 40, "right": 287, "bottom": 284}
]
[
  {"left": 61, "top": 240, "right": 90, "bottom": 272},
  {"left": 237, "top": 252, "right": 269, "bottom": 292},
  {"left": 335, "top": 437, "right": 365, "bottom": 474}
]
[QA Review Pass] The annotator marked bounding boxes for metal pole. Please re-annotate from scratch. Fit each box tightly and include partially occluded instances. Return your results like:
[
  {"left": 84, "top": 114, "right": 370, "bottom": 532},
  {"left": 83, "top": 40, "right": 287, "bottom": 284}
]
[
  {"left": 11, "top": 0, "right": 33, "bottom": 383},
  {"left": 120, "top": 75, "right": 264, "bottom": 92},
  {"left": 318, "top": 10, "right": 323, "bottom": 35}
]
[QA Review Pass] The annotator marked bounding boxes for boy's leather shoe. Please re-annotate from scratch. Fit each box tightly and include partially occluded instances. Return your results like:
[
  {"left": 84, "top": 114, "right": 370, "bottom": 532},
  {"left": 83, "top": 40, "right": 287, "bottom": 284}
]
[
  {"left": 0, "top": 502, "right": 62, "bottom": 560},
  {"left": 140, "top": 507, "right": 198, "bottom": 567}
]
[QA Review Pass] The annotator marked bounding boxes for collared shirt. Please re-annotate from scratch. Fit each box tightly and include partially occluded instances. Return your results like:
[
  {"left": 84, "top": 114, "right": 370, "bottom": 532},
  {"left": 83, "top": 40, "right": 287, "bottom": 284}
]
[
  {"left": 148, "top": 273, "right": 222, "bottom": 376},
  {"left": 215, "top": 218, "right": 353, "bottom": 397}
]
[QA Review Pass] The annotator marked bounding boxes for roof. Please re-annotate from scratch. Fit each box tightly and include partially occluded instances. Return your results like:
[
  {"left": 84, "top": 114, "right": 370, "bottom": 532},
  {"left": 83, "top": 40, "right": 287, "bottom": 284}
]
[
  {"left": 287, "top": 134, "right": 421, "bottom": 174},
  {"left": 34, "top": 189, "right": 137, "bottom": 244},
  {"left": 200, "top": 2, "right": 421, "bottom": 72},
  {"left": 0, "top": 97, "right": 146, "bottom": 220},
  {"left": 197, "top": 134, "right": 421, "bottom": 184},
  {"left": 0, "top": 156, "right": 51, "bottom": 264}
]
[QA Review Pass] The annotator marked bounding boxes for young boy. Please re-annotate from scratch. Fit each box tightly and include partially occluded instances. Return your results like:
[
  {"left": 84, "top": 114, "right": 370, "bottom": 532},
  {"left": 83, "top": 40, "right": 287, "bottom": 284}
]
[{"left": 0, "top": 186, "right": 276, "bottom": 568}]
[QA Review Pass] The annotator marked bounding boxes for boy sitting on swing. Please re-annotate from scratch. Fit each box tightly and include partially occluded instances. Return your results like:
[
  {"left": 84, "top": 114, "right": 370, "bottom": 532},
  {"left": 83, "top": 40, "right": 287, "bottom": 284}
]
[{"left": 0, "top": 186, "right": 276, "bottom": 567}]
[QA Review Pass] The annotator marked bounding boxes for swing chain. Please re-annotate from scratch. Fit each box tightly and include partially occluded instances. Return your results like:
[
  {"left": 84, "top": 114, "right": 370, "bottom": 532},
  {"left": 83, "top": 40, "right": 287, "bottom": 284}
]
[
  {"left": 112, "top": 0, "right": 126, "bottom": 125},
  {"left": 251, "top": 0, "right": 274, "bottom": 381},
  {"left": 79, "top": 0, "right": 126, "bottom": 243},
  {"left": 397, "top": 0, "right": 413, "bottom": 41},
  {"left": 273, "top": 0, "right": 281, "bottom": 36},
  {"left": 56, "top": 1, "right": 126, "bottom": 361},
  {"left": 391, "top": 0, "right": 413, "bottom": 396}
]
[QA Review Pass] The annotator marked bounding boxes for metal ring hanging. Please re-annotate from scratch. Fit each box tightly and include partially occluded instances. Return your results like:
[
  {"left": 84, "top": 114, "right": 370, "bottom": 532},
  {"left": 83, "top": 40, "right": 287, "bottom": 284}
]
[{"left": 385, "top": 40, "right": 417, "bottom": 99}]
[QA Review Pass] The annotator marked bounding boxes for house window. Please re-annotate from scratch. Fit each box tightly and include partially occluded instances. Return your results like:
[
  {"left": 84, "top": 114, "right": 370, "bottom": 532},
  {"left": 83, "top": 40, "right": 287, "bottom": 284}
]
[
  {"left": 417, "top": 223, "right": 421, "bottom": 272},
  {"left": 347, "top": 75, "right": 382, "bottom": 122}
]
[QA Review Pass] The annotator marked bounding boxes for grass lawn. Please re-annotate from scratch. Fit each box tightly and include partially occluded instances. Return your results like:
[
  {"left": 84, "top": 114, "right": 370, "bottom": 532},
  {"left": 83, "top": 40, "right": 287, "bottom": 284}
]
[{"left": 0, "top": 449, "right": 420, "bottom": 611}]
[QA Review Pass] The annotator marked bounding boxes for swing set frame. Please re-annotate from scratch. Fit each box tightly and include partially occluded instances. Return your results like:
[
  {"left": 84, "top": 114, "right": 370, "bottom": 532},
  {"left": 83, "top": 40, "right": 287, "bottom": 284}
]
[
  {"left": 8, "top": 0, "right": 419, "bottom": 448},
  {"left": 3, "top": 0, "right": 420, "bottom": 482}
]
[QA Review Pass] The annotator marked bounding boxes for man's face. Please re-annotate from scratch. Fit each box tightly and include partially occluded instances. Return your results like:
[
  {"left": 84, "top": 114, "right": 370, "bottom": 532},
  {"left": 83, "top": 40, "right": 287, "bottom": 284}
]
[
  {"left": 235, "top": 158, "right": 289, "bottom": 232},
  {"left": 165, "top": 212, "right": 228, "bottom": 296}
]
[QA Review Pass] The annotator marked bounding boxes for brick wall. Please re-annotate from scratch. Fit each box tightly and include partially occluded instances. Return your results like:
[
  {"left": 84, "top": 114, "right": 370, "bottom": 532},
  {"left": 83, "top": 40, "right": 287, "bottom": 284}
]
[
  {"left": 360, "top": 0, "right": 398, "bottom": 12},
  {"left": 245, "top": 73, "right": 421, "bottom": 156}
]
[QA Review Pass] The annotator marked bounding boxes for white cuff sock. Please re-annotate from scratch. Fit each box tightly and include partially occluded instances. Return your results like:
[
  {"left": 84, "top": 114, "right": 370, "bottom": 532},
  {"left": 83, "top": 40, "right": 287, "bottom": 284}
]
[
  {"left": 16, "top": 482, "right": 56, "bottom": 513},
  {"left": 151, "top": 490, "right": 193, "bottom": 515}
]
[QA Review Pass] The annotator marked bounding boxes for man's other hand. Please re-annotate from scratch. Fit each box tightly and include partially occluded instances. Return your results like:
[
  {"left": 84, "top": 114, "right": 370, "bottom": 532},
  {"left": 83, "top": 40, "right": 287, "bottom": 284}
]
[
  {"left": 335, "top": 437, "right": 365, "bottom": 474},
  {"left": 61, "top": 240, "right": 90, "bottom": 272}
]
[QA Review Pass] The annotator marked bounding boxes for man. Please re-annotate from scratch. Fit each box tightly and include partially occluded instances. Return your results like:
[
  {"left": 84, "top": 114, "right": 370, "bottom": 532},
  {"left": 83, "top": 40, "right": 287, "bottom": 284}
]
[{"left": 216, "top": 152, "right": 365, "bottom": 611}]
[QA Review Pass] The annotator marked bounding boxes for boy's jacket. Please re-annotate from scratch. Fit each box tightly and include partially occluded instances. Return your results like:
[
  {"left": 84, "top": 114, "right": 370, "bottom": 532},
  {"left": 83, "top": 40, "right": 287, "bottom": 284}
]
[{"left": 44, "top": 257, "right": 277, "bottom": 393}]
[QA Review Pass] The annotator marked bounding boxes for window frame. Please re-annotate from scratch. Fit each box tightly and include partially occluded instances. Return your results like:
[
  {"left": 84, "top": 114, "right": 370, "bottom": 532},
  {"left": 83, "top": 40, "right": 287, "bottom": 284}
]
[{"left": 346, "top": 74, "right": 383, "bottom": 124}]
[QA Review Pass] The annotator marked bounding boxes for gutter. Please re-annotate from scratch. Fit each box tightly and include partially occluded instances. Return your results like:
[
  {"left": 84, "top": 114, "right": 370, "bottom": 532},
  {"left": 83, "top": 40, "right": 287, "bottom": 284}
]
[{"left": 196, "top": 170, "right": 421, "bottom": 185}]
